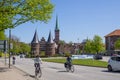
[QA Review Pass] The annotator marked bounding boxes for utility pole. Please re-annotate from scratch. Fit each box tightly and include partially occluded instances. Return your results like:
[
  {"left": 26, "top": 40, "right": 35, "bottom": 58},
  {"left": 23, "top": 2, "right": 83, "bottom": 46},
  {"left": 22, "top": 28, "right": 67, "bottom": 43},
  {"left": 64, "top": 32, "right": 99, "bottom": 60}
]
[{"left": 9, "top": 29, "right": 11, "bottom": 68}]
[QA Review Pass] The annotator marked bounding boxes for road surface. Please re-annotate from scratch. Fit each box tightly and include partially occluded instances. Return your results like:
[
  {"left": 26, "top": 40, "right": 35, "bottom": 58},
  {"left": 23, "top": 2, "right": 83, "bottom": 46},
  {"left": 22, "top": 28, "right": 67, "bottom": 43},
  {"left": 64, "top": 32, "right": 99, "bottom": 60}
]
[{"left": 0, "top": 57, "right": 120, "bottom": 80}]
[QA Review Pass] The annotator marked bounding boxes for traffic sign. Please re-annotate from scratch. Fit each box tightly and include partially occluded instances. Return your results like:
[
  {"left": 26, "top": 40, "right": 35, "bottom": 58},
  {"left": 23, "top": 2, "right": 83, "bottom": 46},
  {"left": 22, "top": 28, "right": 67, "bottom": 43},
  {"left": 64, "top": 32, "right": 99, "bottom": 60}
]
[
  {"left": 0, "top": 40, "right": 4, "bottom": 44},
  {"left": 0, "top": 40, "right": 4, "bottom": 49},
  {"left": 0, "top": 45, "right": 4, "bottom": 49},
  {"left": 0, "top": 40, "right": 8, "bottom": 52}
]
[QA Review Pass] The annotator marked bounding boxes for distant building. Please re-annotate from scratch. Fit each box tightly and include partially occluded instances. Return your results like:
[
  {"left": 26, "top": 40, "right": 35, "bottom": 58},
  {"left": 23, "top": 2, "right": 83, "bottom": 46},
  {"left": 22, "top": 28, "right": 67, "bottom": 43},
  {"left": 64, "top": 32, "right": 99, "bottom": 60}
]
[
  {"left": 31, "top": 17, "right": 82, "bottom": 56},
  {"left": 105, "top": 29, "right": 120, "bottom": 55},
  {"left": 31, "top": 17, "right": 60, "bottom": 56}
]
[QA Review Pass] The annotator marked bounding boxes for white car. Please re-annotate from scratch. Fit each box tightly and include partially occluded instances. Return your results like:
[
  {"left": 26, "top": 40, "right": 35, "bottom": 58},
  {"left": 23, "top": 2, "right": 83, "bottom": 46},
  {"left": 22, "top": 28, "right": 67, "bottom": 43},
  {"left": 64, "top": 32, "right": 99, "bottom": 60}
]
[{"left": 107, "top": 55, "right": 120, "bottom": 71}]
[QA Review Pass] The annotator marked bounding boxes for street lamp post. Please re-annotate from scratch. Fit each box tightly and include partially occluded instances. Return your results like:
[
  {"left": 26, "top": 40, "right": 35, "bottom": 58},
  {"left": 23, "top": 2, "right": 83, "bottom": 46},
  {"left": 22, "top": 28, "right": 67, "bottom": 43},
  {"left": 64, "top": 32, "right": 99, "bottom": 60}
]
[{"left": 9, "top": 29, "right": 11, "bottom": 68}]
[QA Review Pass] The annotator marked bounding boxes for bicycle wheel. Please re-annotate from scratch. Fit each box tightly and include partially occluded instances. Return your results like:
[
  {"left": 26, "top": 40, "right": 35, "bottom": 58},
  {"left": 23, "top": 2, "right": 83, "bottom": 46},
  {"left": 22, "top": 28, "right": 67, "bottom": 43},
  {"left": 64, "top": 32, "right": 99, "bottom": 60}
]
[
  {"left": 66, "top": 65, "right": 70, "bottom": 72},
  {"left": 35, "top": 68, "right": 42, "bottom": 80},
  {"left": 38, "top": 68, "right": 42, "bottom": 78},
  {"left": 70, "top": 65, "right": 74, "bottom": 73},
  {"left": 35, "top": 70, "right": 38, "bottom": 80}
]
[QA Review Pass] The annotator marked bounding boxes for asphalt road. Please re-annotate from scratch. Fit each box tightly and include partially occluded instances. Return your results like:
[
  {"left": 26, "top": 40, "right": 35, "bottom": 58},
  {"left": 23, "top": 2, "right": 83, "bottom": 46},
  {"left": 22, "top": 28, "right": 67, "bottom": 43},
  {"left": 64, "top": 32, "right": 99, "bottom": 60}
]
[{"left": 0, "top": 57, "right": 120, "bottom": 80}]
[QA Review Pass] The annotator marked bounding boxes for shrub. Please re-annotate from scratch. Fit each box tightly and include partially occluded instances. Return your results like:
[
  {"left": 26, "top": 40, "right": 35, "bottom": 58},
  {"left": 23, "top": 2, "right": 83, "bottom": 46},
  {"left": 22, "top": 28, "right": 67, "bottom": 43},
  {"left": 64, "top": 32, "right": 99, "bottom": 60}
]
[
  {"left": 0, "top": 52, "right": 9, "bottom": 57},
  {"left": 40, "top": 51, "right": 46, "bottom": 57},
  {"left": 64, "top": 52, "right": 71, "bottom": 57},
  {"left": 25, "top": 53, "right": 33, "bottom": 58}
]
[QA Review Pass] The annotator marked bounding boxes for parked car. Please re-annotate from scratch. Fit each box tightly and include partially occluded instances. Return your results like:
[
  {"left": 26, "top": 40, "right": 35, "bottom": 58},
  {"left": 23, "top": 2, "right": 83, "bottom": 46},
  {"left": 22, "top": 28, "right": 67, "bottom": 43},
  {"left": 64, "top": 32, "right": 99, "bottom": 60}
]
[
  {"left": 107, "top": 55, "right": 120, "bottom": 71},
  {"left": 19, "top": 54, "right": 25, "bottom": 58},
  {"left": 93, "top": 54, "right": 102, "bottom": 60}
]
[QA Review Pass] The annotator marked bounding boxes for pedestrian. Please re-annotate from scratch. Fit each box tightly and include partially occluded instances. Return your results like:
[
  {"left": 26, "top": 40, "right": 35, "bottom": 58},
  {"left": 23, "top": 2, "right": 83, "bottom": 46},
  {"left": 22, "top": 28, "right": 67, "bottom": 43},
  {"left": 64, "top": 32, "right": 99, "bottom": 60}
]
[{"left": 12, "top": 56, "right": 16, "bottom": 65}]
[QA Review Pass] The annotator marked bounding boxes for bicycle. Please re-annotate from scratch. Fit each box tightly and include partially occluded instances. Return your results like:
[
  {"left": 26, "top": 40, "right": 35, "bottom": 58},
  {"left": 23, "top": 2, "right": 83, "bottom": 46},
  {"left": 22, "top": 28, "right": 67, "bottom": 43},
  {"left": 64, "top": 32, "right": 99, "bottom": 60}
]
[
  {"left": 65, "top": 63, "right": 74, "bottom": 73},
  {"left": 35, "top": 63, "right": 42, "bottom": 80}
]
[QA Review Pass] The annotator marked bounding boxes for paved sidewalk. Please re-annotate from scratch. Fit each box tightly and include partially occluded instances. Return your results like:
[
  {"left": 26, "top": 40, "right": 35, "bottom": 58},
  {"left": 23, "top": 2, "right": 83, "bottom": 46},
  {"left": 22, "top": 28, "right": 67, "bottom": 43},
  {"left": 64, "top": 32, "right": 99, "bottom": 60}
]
[{"left": 0, "top": 61, "right": 34, "bottom": 80}]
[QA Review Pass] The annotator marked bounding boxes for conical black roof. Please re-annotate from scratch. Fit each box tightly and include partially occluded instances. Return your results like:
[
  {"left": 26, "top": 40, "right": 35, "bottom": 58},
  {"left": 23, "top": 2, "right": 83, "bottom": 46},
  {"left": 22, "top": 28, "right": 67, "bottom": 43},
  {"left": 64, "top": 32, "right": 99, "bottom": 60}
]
[
  {"left": 47, "top": 31, "right": 53, "bottom": 43},
  {"left": 31, "top": 30, "right": 39, "bottom": 43}
]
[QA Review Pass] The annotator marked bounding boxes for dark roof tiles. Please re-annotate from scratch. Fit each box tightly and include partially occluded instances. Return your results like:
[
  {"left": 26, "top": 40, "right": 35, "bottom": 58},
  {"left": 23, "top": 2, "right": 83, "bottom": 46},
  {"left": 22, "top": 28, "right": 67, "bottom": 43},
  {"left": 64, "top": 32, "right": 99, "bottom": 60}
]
[{"left": 31, "top": 30, "right": 39, "bottom": 43}]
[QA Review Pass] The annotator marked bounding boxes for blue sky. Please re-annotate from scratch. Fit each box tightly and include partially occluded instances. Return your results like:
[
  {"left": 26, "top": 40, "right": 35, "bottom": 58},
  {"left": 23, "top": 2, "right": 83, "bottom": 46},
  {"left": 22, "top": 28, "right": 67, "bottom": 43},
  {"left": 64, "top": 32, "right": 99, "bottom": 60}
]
[{"left": 5, "top": 0, "right": 120, "bottom": 43}]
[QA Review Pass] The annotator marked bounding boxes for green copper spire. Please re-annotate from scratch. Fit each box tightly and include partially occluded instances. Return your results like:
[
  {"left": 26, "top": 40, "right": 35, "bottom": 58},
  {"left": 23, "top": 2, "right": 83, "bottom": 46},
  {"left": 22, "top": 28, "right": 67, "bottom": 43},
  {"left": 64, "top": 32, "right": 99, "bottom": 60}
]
[{"left": 55, "top": 16, "right": 59, "bottom": 31}]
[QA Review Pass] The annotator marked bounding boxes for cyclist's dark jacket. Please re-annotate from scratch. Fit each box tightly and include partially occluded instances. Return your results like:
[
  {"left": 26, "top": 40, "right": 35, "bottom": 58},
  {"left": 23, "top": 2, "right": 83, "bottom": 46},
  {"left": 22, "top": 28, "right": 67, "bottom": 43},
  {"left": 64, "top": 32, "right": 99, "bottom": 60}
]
[{"left": 67, "top": 57, "right": 72, "bottom": 63}]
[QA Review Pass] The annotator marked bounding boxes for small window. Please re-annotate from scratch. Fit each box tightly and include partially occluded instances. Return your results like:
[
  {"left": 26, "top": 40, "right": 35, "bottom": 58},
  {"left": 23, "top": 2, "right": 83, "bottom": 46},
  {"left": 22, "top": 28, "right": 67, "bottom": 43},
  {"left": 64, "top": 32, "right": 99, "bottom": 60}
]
[
  {"left": 111, "top": 57, "right": 116, "bottom": 61},
  {"left": 116, "top": 57, "right": 120, "bottom": 61}
]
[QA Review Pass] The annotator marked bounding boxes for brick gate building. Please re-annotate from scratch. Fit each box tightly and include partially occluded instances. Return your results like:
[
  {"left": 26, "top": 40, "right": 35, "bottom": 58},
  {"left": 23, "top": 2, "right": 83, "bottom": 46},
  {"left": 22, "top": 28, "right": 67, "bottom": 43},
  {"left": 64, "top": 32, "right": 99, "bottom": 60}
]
[{"left": 31, "top": 17, "right": 59, "bottom": 56}]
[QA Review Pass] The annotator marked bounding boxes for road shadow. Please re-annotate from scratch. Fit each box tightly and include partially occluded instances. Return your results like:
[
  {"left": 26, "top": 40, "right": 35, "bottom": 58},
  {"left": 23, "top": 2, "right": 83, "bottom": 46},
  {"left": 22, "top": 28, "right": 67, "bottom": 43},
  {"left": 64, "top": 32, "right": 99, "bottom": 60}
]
[
  {"left": 49, "top": 67, "right": 62, "bottom": 70},
  {"left": 57, "top": 70, "right": 68, "bottom": 73},
  {"left": 102, "top": 70, "right": 120, "bottom": 73},
  {"left": 29, "top": 75, "right": 35, "bottom": 78},
  {"left": 23, "top": 74, "right": 30, "bottom": 77},
  {"left": 0, "top": 67, "right": 9, "bottom": 72}
]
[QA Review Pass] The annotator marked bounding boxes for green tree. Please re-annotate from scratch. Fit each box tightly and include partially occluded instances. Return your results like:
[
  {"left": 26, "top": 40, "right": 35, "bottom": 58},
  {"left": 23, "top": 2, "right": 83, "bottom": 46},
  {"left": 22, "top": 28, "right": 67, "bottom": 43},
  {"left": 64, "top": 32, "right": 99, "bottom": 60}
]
[
  {"left": 0, "top": 0, "right": 54, "bottom": 31},
  {"left": 92, "top": 35, "right": 104, "bottom": 54},
  {"left": 0, "top": 30, "right": 6, "bottom": 40},
  {"left": 20, "top": 42, "right": 31, "bottom": 54},
  {"left": 10, "top": 35, "right": 30, "bottom": 55},
  {"left": 10, "top": 35, "right": 20, "bottom": 54},
  {"left": 84, "top": 39, "right": 93, "bottom": 53},
  {"left": 0, "top": 1, "right": 13, "bottom": 31},
  {"left": 10, "top": 41, "right": 20, "bottom": 55},
  {"left": 59, "top": 40, "right": 66, "bottom": 45},
  {"left": 11, "top": 41, "right": 31, "bottom": 55},
  {"left": 114, "top": 38, "right": 120, "bottom": 50}
]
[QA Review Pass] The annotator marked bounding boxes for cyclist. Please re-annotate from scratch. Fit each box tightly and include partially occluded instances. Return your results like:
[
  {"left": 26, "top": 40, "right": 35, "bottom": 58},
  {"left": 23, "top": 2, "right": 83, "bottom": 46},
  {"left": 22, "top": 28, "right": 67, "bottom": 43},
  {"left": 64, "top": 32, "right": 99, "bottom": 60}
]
[
  {"left": 64, "top": 56, "right": 72, "bottom": 68},
  {"left": 34, "top": 55, "right": 42, "bottom": 71}
]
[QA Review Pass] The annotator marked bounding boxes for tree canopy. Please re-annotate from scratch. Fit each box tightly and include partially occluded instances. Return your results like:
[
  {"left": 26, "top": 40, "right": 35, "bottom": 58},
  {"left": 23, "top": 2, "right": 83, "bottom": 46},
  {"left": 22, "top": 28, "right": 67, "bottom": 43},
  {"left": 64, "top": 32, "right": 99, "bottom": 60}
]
[
  {"left": 84, "top": 39, "right": 92, "bottom": 53},
  {"left": 0, "top": 0, "right": 54, "bottom": 31},
  {"left": 84, "top": 35, "right": 105, "bottom": 54},
  {"left": 92, "top": 35, "right": 104, "bottom": 54},
  {"left": 10, "top": 35, "right": 31, "bottom": 55},
  {"left": 114, "top": 38, "right": 120, "bottom": 50},
  {"left": 0, "top": 30, "right": 6, "bottom": 40}
]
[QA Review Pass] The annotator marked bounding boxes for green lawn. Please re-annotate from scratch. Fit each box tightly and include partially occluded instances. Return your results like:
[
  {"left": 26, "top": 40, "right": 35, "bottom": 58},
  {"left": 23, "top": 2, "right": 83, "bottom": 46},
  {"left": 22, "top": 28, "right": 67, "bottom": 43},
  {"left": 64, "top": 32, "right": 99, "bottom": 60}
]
[{"left": 42, "top": 58, "right": 108, "bottom": 68}]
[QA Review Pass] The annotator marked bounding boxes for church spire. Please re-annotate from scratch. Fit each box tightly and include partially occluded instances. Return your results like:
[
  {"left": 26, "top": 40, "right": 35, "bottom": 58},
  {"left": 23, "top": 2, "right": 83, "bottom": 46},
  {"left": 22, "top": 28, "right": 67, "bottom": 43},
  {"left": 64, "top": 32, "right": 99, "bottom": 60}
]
[
  {"left": 31, "top": 29, "right": 39, "bottom": 43},
  {"left": 55, "top": 15, "right": 59, "bottom": 31},
  {"left": 54, "top": 16, "right": 60, "bottom": 44}
]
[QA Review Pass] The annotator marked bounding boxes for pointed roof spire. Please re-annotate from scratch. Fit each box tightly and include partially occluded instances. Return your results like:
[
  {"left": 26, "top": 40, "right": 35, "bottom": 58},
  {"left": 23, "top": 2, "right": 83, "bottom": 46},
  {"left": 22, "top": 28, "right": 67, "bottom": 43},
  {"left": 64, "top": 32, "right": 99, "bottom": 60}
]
[
  {"left": 55, "top": 15, "right": 59, "bottom": 31},
  {"left": 31, "top": 29, "right": 39, "bottom": 43},
  {"left": 47, "top": 31, "right": 54, "bottom": 43}
]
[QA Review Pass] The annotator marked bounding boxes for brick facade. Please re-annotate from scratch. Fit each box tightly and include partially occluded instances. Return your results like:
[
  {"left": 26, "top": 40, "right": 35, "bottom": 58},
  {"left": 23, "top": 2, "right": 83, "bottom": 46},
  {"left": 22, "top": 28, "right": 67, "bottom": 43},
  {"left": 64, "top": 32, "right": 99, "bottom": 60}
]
[
  {"left": 105, "top": 29, "right": 120, "bottom": 54},
  {"left": 31, "top": 17, "right": 82, "bottom": 56}
]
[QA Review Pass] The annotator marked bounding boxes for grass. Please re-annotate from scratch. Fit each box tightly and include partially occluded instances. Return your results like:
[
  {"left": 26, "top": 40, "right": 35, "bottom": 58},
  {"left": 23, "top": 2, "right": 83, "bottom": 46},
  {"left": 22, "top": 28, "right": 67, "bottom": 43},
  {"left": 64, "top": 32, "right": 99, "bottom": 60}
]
[
  {"left": 42, "top": 58, "right": 108, "bottom": 68},
  {"left": 72, "top": 59, "right": 108, "bottom": 68},
  {"left": 0, "top": 52, "right": 9, "bottom": 57}
]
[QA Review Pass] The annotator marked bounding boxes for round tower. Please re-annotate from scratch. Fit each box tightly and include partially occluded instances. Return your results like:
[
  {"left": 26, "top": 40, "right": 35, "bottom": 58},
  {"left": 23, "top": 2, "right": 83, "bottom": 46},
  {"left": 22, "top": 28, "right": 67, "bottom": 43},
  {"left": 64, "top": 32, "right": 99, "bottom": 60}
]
[
  {"left": 31, "top": 30, "right": 40, "bottom": 56},
  {"left": 46, "top": 31, "right": 55, "bottom": 56}
]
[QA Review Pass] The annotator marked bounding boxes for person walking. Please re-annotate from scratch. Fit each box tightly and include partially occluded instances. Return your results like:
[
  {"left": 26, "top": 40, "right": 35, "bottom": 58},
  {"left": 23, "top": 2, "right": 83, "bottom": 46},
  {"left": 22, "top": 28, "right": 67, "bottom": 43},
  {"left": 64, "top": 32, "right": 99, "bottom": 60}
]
[{"left": 12, "top": 56, "right": 16, "bottom": 65}]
